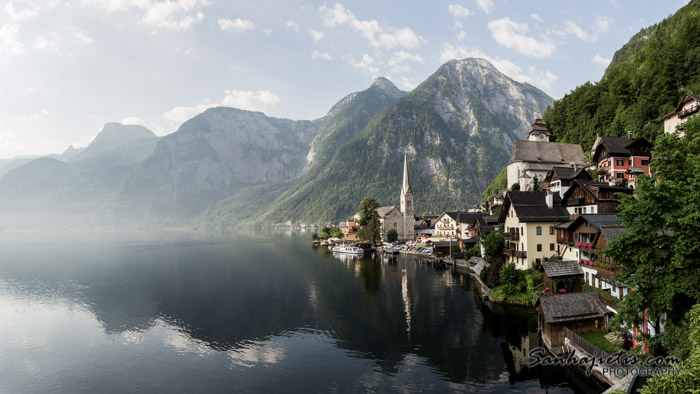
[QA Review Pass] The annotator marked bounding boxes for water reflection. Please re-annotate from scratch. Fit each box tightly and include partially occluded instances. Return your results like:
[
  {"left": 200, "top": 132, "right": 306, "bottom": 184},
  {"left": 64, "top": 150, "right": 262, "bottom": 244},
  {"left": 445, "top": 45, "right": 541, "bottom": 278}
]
[{"left": 0, "top": 231, "right": 596, "bottom": 392}]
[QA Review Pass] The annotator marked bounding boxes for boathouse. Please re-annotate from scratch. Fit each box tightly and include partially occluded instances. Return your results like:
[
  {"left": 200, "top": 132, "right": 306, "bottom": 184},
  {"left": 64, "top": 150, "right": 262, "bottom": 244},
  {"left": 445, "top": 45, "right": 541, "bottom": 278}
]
[
  {"left": 536, "top": 292, "right": 608, "bottom": 355},
  {"left": 542, "top": 260, "right": 583, "bottom": 295}
]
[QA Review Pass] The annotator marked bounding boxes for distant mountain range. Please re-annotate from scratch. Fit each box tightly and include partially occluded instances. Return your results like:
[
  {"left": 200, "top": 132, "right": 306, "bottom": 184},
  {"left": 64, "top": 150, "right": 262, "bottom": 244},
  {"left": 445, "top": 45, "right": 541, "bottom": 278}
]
[{"left": 0, "top": 58, "right": 552, "bottom": 228}]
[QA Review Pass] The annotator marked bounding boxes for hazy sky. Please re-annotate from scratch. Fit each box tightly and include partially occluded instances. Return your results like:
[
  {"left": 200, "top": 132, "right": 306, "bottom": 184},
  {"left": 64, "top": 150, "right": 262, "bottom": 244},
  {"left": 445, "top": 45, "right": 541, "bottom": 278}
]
[{"left": 0, "top": 0, "right": 690, "bottom": 158}]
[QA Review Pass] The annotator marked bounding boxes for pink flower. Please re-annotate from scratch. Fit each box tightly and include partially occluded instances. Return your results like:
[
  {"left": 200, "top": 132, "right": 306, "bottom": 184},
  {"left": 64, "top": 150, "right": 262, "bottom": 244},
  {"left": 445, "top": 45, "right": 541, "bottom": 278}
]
[
  {"left": 559, "top": 289, "right": 567, "bottom": 293},
  {"left": 544, "top": 287, "right": 549, "bottom": 292}
]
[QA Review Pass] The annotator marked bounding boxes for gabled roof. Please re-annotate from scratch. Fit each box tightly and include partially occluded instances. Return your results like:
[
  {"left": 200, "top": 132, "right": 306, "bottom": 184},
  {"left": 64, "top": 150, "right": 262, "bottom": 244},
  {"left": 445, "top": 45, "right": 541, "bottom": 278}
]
[
  {"left": 376, "top": 206, "right": 400, "bottom": 218},
  {"left": 469, "top": 257, "right": 490, "bottom": 276},
  {"left": 536, "top": 292, "right": 608, "bottom": 324},
  {"left": 437, "top": 211, "right": 461, "bottom": 222},
  {"left": 498, "top": 191, "right": 570, "bottom": 223},
  {"left": 598, "top": 223, "right": 629, "bottom": 245},
  {"left": 476, "top": 215, "right": 498, "bottom": 227},
  {"left": 570, "top": 214, "right": 622, "bottom": 231},
  {"left": 543, "top": 261, "right": 583, "bottom": 278},
  {"left": 661, "top": 93, "right": 700, "bottom": 119},
  {"left": 457, "top": 212, "right": 486, "bottom": 225},
  {"left": 626, "top": 166, "right": 645, "bottom": 174},
  {"left": 561, "top": 179, "right": 633, "bottom": 204},
  {"left": 508, "top": 141, "right": 586, "bottom": 166},
  {"left": 591, "top": 137, "right": 652, "bottom": 162},
  {"left": 546, "top": 166, "right": 591, "bottom": 182}
]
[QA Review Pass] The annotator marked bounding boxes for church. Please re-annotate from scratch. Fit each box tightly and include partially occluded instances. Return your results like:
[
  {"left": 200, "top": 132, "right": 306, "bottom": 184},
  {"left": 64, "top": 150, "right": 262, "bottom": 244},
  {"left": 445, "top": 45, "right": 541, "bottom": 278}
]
[{"left": 376, "top": 153, "right": 416, "bottom": 241}]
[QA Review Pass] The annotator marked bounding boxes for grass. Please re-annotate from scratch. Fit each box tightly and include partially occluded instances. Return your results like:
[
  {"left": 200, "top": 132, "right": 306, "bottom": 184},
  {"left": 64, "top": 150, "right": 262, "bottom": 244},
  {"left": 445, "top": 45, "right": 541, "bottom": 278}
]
[
  {"left": 491, "top": 285, "right": 537, "bottom": 304},
  {"left": 580, "top": 331, "right": 621, "bottom": 354}
]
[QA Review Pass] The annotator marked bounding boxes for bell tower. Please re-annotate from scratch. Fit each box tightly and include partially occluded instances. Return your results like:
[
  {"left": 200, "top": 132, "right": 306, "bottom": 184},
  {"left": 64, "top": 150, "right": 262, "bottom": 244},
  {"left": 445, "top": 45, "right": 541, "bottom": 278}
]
[{"left": 400, "top": 152, "right": 415, "bottom": 241}]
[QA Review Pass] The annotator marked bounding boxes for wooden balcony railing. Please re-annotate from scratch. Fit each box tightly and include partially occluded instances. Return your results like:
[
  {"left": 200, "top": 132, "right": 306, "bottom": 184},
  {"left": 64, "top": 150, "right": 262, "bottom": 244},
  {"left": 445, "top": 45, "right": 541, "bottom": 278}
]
[{"left": 503, "top": 232, "right": 519, "bottom": 241}]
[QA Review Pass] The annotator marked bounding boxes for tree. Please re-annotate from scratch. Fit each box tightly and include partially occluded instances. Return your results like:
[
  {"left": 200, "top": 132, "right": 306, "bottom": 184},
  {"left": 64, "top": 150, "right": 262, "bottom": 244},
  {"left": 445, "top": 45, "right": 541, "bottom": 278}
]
[
  {"left": 463, "top": 244, "right": 481, "bottom": 260},
  {"left": 606, "top": 116, "right": 700, "bottom": 356},
  {"left": 386, "top": 228, "right": 398, "bottom": 242},
  {"left": 500, "top": 263, "right": 523, "bottom": 296},
  {"left": 482, "top": 227, "right": 505, "bottom": 263},
  {"left": 510, "top": 183, "right": 520, "bottom": 191},
  {"left": 357, "top": 196, "right": 381, "bottom": 243},
  {"left": 530, "top": 176, "right": 540, "bottom": 191},
  {"left": 640, "top": 304, "right": 700, "bottom": 393}
]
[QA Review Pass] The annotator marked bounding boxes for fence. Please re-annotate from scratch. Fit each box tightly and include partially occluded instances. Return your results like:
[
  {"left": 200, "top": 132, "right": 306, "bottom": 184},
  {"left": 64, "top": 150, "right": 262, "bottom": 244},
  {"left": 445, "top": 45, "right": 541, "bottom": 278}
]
[{"left": 563, "top": 327, "right": 606, "bottom": 357}]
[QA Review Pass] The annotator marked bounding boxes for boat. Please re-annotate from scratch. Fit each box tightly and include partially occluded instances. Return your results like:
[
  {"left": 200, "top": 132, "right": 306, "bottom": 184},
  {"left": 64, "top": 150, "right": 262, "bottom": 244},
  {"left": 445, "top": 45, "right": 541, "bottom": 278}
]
[{"left": 332, "top": 245, "right": 365, "bottom": 255}]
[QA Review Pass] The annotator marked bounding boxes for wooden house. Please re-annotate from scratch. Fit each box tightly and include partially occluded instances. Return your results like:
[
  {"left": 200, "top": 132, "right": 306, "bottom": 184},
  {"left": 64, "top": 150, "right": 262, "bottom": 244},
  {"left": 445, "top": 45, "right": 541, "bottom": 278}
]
[
  {"left": 536, "top": 292, "right": 609, "bottom": 355},
  {"left": 542, "top": 260, "right": 583, "bottom": 295},
  {"left": 561, "top": 179, "right": 633, "bottom": 215},
  {"left": 544, "top": 166, "right": 592, "bottom": 198}
]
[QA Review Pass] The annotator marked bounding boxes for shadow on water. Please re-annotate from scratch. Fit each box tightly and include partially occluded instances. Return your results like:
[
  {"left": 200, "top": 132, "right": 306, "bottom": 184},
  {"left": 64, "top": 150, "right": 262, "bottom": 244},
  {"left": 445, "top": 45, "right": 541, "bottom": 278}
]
[{"left": 0, "top": 230, "right": 607, "bottom": 392}]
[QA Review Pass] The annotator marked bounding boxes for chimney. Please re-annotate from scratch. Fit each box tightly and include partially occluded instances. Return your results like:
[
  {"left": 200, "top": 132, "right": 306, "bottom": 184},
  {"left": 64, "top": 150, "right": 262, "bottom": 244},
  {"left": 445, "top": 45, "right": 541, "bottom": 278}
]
[
  {"left": 545, "top": 191, "right": 553, "bottom": 209},
  {"left": 628, "top": 130, "right": 633, "bottom": 139}
]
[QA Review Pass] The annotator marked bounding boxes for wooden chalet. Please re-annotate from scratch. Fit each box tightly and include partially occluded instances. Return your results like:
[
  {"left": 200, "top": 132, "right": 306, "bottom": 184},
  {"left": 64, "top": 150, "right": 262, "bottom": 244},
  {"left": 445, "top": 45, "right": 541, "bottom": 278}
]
[
  {"left": 591, "top": 136, "right": 653, "bottom": 183},
  {"left": 544, "top": 166, "right": 592, "bottom": 198},
  {"left": 536, "top": 292, "right": 609, "bottom": 355},
  {"left": 562, "top": 179, "right": 633, "bottom": 215}
]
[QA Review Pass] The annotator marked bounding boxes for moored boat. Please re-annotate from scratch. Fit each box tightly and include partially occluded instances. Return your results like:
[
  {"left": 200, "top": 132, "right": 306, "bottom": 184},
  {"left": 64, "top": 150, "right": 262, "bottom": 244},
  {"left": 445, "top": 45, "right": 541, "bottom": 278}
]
[{"left": 332, "top": 245, "right": 364, "bottom": 255}]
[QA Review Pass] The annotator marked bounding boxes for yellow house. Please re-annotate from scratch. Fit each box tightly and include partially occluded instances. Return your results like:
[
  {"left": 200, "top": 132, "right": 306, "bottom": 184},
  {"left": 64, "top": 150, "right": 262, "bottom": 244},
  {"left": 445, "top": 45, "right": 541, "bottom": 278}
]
[
  {"left": 662, "top": 93, "right": 700, "bottom": 136},
  {"left": 498, "top": 191, "right": 570, "bottom": 270}
]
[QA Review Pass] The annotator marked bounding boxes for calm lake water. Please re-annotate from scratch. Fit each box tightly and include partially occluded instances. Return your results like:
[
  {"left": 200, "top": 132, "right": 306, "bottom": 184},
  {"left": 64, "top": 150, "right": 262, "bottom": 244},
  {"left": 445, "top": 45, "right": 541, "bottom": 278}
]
[{"left": 0, "top": 230, "right": 606, "bottom": 393}]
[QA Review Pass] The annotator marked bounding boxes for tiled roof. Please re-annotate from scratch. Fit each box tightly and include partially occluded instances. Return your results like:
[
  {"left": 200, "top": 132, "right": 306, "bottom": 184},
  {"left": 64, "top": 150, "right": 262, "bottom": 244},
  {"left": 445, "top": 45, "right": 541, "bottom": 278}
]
[
  {"left": 469, "top": 257, "right": 490, "bottom": 276},
  {"left": 592, "top": 137, "right": 652, "bottom": 162},
  {"left": 574, "top": 214, "right": 622, "bottom": 230},
  {"left": 549, "top": 166, "right": 590, "bottom": 181},
  {"left": 562, "top": 179, "right": 633, "bottom": 203},
  {"left": 508, "top": 141, "right": 586, "bottom": 166},
  {"left": 543, "top": 260, "right": 583, "bottom": 278},
  {"left": 537, "top": 292, "right": 608, "bottom": 324},
  {"left": 457, "top": 212, "right": 486, "bottom": 225}
]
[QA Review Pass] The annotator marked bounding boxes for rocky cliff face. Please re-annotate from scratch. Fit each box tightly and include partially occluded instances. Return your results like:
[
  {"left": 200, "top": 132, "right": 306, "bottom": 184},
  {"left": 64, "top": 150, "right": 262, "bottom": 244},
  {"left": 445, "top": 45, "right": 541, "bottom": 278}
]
[
  {"left": 245, "top": 58, "right": 553, "bottom": 224},
  {"left": 116, "top": 107, "right": 319, "bottom": 221}
]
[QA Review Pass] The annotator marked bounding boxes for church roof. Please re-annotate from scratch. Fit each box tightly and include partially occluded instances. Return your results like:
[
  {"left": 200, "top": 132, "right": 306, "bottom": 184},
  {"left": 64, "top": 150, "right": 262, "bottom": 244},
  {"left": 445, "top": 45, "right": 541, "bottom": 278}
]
[
  {"left": 376, "top": 206, "right": 399, "bottom": 218},
  {"left": 528, "top": 117, "right": 552, "bottom": 136},
  {"left": 508, "top": 140, "right": 586, "bottom": 166}
]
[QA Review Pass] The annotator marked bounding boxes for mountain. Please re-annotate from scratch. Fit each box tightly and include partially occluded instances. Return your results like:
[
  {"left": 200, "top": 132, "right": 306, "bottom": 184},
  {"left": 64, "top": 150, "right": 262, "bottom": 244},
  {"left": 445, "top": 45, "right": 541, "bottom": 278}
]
[
  {"left": 542, "top": 0, "right": 700, "bottom": 151},
  {"left": 0, "top": 123, "right": 159, "bottom": 227},
  {"left": 112, "top": 108, "right": 319, "bottom": 224},
  {"left": 195, "top": 77, "right": 406, "bottom": 226},
  {"left": 203, "top": 58, "right": 552, "bottom": 226},
  {"left": 70, "top": 123, "right": 157, "bottom": 162}
]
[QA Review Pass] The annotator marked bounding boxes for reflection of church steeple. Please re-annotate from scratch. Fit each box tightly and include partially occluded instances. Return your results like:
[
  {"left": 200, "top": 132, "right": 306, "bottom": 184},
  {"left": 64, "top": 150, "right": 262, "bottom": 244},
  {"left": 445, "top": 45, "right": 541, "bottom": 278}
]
[{"left": 401, "top": 263, "right": 415, "bottom": 342}]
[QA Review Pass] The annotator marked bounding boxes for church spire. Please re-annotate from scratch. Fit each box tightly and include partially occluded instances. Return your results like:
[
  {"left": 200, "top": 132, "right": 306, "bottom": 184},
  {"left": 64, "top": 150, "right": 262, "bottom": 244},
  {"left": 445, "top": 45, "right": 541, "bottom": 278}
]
[{"left": 402, "top": 152, "right": 412, "bottom": 194}]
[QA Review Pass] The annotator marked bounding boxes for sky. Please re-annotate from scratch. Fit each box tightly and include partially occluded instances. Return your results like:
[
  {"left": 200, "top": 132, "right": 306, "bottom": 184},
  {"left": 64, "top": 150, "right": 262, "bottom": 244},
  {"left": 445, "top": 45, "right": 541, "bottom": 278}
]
[{"left": 0, "top": 0, "right": 691, "bottom": 158}]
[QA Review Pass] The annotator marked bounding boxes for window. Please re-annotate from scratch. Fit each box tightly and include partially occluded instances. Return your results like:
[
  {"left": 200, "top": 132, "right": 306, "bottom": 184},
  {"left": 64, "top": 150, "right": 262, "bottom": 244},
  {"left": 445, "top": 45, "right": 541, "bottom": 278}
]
[
  {"left": 536, "top": 226, "right": 542, "bottom": 235},
  {"left": 616, "top": 159, "right": 624, "bottom": 166},
  {"left": 549, "top": 226, "right": 554, "bottom": 235},
  {"left": 520, "top": 227, "right": 523, "bottom": 236},
  {"left": 629, "top": 159, "right": 632, "bottom": 165},
  {"left": 550, "top": 243, "right": 554, "bottom": 251},
  {"left": 617, "top": 173, "right": 624, "bottom": 179},
  {"left": 537, "top": 244, "right": 542, "bottom": 252},
  {"left": 642, "top": 159, "right": 649, "bottom": 166}
]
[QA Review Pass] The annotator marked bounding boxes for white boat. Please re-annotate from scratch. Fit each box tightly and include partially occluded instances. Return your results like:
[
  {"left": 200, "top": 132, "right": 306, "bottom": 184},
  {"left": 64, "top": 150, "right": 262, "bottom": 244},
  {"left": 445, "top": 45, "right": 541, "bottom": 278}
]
[{"left": 332, "top": 245, "right": 365, "bottom": 255}]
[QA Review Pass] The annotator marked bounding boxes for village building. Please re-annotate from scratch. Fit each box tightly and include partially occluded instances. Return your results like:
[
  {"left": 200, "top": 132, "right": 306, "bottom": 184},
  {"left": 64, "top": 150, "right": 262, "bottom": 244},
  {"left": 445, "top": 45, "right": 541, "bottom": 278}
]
[
  {"left": 555, "top": 214, "right": 622, "bottom": 263},
  {"left": 456, "top": 212, "right": 486, "bottom": 249},
  {"left": 661, "top": 93, "right": 700, "bottom": 136},
  {"left": 542, "top": 260, "right": 583, "bottom": 295},
  {"left": 536, "top": 292, "right": 609, "bottom": 356},
  {"left": 373, "top": 153, "right": 416, "bottom": 241},
  {"left": 433, "top": 211, "right": 460, "bottom": 239},
  {"left": 561, "top": 179, "right": 633, "bottom": 215},
  {"left": 591, "top": 135, "right": 653, "bottom": 185},
  {"left": 544, "top": 166, "right": 591, "bottom": 198},
  {"left": 499, "top": 191, "right": 570, "bottom": 270},
  {"left": 588, "top": 223, "right": 630, "bottom": 301},
  {"left": 341, "top": 216, "right": 360, "bottom": 240},
  {"left": 506, "top": 118, "right": 587, "bottom": 191}
]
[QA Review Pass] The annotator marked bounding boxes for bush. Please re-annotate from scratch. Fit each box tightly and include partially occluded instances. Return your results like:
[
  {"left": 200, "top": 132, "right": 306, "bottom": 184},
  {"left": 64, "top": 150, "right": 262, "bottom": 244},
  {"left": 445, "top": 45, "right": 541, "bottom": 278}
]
[
  {"left": 480, "top": 265, "right": 490, "bottom": 282},
  {"left": 463, "top": 244, "right": 481, "bottom": 260},
  {"left": 500, "top": 263, "right": 523, "bottom": 296},
  {"left": 386, "top": 228, "right": 398, "bottom": 242}
]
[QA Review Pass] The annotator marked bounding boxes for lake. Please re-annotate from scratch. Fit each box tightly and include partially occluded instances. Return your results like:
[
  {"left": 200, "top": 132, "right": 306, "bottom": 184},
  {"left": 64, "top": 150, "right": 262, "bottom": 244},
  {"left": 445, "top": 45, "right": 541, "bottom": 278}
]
[{"left": 0, "top": 230, "right": 606, "bottom": 393}]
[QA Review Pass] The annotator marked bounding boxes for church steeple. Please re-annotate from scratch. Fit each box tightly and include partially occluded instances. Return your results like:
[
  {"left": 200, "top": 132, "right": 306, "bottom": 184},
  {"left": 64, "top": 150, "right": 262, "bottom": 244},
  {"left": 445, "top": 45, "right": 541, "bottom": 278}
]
[
  {"left": 402, "top": 152, "right": 412, "bottom": 195},
  {"left": 400, "top": 152, "right": 415, "bottom": 241}
]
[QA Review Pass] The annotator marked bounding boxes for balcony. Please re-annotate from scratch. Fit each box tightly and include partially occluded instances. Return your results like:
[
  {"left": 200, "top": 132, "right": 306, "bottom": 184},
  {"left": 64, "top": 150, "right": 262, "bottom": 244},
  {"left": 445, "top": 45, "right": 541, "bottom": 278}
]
[
  {"left": 503, "top": 232, "right": 520, "bottom": 241},
  {"left": 504, "top": 248, "right": 526, "bottom": 258},
  {"left": 503, "top": 248, "right": 514, "bottom": 256}
]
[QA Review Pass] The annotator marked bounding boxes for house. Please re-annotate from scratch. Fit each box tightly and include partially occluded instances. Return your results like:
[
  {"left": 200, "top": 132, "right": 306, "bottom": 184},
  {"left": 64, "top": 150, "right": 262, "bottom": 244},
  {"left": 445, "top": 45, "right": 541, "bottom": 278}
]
[
  {"left": 433, "top": 211, "right": 460, "bottom": 239},
  {"left": 431, "top": 241, "right": 452, "bottom": 258},
  {"left": 457, "top": 212, "right": 486, "bottom": 247},
  {"left": 625, "top": 166, "right": 646, "bottom": 189},
  {"left": 542, "top": 260, "right": 583, "bottom": 295},
  {"left": 555, "top": 214, "right": 622, "bottom": 265},
  {"left": 561, "top": 179, "right": 633, "bottom": 215},
  {"left": 661, "top": 93, "right": 700, "bottom": 136},
  {"left": 588, "top": 223, "right": 630, "bottom": 301},
  {"left": 499, "top": 191, "right": 570, "bottom": 270},
  {"left": 470, "top": 215, "right": 498, "bottom": 239},
  {"left": 341, "top": 217, "right": 360, "bottom": 240},
  {"left": 492, "top": 191, "right": 506, "bottom": 206},
  {"left": 591, "top": 135, "right": 653, "bottom": 184},
  {"left": 507, "top": 118, "right": 587, "bottom": 191},
  {"left": 544, "top": 166, "right": 591, "bottom": 198},
  {"left": 536, "top": 292, "right": 609, "bottom": 356}
]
